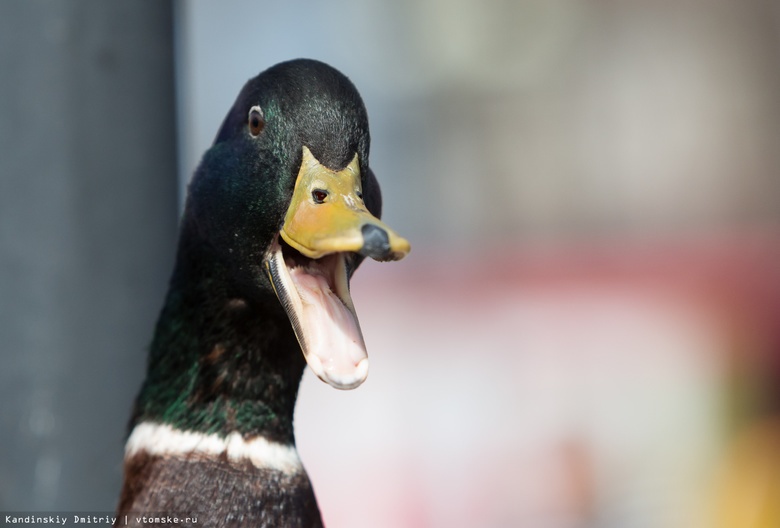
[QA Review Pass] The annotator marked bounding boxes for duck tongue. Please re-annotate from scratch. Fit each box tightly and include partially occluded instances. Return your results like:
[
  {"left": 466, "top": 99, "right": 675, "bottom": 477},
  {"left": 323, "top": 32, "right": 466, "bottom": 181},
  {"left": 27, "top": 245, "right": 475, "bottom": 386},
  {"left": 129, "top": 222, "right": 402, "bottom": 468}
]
[{"left": 267, "top": 242, "right": 369, "bottom": 389}]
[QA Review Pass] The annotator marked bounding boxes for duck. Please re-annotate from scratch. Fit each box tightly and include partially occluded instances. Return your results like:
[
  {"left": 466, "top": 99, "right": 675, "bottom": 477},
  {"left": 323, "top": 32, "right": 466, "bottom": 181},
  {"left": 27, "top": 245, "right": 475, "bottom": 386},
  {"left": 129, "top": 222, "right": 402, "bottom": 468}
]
[{"left": 116, "top": 59, "right": 410, "bottom": 527}]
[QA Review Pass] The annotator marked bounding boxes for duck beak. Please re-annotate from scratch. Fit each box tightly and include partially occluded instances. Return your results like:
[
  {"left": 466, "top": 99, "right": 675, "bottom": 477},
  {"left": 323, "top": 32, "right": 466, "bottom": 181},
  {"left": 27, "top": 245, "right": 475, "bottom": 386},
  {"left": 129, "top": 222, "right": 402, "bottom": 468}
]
[
  {"left": 281, "top": 146, "right": 410, "bottom": 261},
  {"left": 265, "top": 146, "right": 409, "bottom": 390}
]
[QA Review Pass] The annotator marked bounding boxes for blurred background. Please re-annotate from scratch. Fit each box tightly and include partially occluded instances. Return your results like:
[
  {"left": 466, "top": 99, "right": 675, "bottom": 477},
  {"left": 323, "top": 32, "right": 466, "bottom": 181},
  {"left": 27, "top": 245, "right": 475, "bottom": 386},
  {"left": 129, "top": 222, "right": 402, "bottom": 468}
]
[{"left": 2, "top": 1, "right": 780, "bottom": 527}]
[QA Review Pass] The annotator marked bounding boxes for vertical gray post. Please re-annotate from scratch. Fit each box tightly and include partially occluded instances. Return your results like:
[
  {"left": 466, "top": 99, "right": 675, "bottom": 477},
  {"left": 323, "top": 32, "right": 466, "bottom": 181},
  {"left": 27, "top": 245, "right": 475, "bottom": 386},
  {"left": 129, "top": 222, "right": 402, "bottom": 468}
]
[{"left": 0, "top": 1, "right": 178, "bottom": 511}]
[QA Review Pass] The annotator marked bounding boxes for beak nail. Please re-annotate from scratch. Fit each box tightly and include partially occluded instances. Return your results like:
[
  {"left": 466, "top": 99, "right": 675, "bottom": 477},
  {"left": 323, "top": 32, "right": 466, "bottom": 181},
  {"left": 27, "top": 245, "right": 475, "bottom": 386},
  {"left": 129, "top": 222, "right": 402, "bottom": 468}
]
[{"left": 359, "top": 224, "right": 391, "bottom": 260}]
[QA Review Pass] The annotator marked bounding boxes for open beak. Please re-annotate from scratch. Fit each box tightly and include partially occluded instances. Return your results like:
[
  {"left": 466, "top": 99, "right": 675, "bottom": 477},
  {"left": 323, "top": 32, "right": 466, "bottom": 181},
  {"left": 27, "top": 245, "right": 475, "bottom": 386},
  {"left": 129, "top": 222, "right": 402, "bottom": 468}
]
[{"left": 265, "top": 146, "right": 410, "bottom": 389}]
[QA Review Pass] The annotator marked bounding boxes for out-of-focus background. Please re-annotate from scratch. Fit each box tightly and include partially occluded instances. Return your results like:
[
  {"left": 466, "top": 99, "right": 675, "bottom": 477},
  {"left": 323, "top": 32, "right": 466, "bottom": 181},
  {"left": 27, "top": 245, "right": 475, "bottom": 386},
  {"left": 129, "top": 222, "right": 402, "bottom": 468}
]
[{"left": 2, "top": 1, "right": 780, "bottom": 527}]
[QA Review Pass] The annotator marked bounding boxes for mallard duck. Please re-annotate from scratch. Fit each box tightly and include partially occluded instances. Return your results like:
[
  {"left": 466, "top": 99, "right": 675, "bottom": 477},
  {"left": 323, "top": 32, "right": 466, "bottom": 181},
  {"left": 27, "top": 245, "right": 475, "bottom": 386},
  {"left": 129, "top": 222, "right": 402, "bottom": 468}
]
[{"left": 116, "top": 59, "right": 409, "bottom": 527}]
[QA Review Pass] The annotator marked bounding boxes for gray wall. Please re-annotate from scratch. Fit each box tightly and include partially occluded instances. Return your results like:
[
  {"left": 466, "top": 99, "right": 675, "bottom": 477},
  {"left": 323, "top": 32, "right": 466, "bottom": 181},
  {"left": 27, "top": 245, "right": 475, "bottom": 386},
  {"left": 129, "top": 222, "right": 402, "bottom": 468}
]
[{"left": 0, "top": 1, "right": 178, "bottom": 510}]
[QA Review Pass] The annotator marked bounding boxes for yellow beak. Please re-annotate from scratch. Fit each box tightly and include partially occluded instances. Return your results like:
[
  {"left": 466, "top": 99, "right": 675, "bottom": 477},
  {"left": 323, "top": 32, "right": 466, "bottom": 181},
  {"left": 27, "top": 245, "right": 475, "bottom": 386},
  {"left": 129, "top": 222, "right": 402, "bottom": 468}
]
[{"left": 280, "top": 146, "right": 410, "bottom": 262}]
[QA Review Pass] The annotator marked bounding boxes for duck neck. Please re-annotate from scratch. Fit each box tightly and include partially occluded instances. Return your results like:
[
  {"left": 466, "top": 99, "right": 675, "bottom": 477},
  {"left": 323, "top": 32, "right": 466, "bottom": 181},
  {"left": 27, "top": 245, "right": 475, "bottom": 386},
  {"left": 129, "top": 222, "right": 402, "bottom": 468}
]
[{"left": 130, "top": 239, "right": 306, "bottom": 446}]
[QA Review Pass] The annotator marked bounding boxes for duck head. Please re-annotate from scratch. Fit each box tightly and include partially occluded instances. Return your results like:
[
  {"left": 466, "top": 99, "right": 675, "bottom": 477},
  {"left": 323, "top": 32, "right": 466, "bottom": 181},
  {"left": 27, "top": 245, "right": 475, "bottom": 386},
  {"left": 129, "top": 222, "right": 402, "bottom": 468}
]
[{"left": 182, "top": 59, "right": 409, "bottom": 390}]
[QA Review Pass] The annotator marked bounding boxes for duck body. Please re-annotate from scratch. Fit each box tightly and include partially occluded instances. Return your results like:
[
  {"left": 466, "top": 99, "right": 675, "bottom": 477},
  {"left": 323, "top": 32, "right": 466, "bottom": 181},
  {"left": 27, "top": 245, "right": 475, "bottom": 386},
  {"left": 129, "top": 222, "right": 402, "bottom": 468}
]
[
  {"left": 117, "top": 59, "right": 409, "bottom": 527},
  {"left": 120, "top": 451, "right": 320, "bottom": 527}
]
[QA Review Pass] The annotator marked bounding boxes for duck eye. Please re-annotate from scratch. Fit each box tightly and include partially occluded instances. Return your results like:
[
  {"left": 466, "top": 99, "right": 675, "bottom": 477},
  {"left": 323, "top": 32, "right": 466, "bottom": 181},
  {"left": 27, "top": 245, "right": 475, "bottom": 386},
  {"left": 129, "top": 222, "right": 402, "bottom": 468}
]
[
  {"left": 356, "top": 191, "right": 363, "bottom": 200},
  {"left": 248, "top": 106, "right": 264, "bottom": 137},
  {"left": 312, "top": 189, "right": 328, "bottom": 204}
]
